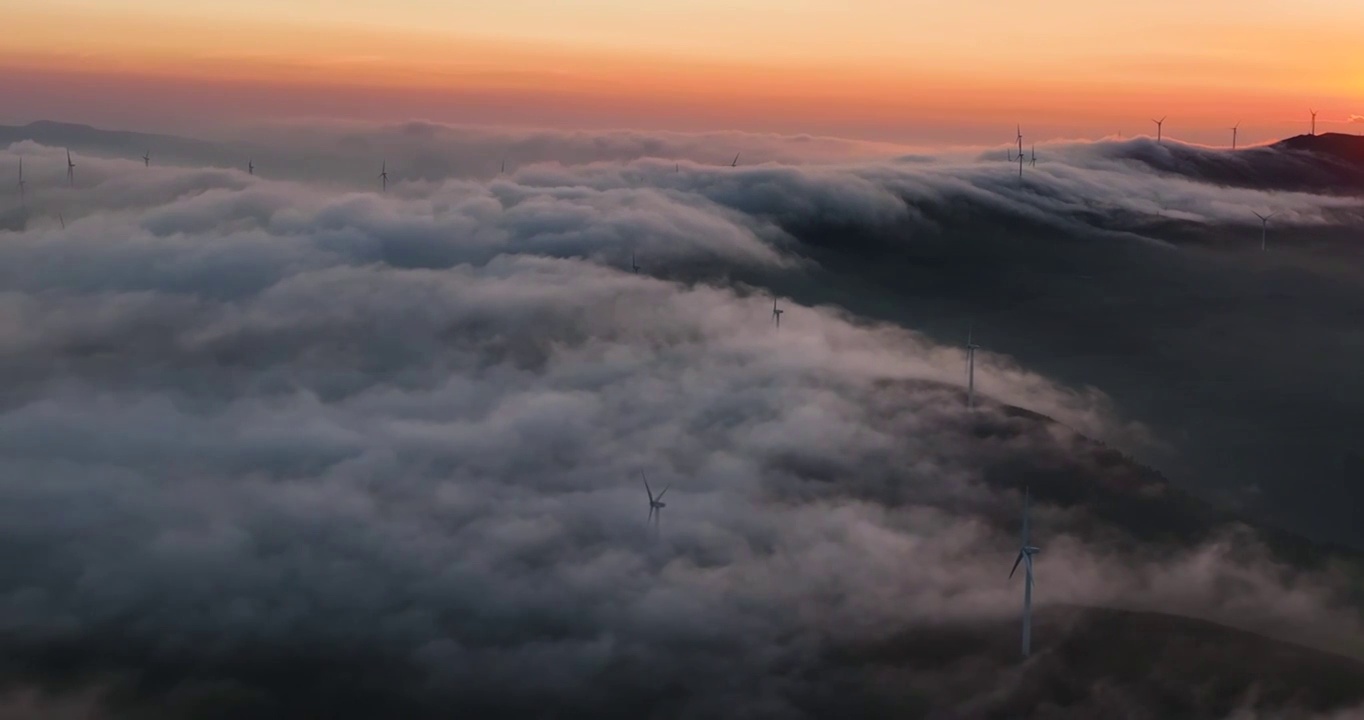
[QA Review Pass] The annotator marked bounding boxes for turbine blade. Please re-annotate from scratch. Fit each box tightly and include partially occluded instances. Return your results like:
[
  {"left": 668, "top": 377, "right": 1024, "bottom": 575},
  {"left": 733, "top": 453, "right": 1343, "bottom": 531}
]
[
  {"left": 655, "top": 485, "right": 670, "bottom": 501},
  {"left": 642, "top": 472, "right": 653, "bottom": 502},
  {"left": 1009, "top": 551, "right": 1023, "bottom": 579}
]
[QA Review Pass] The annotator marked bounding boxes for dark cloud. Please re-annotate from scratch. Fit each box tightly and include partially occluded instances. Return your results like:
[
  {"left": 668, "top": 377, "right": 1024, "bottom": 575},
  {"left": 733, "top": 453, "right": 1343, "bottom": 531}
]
[{"left": 1, "top": 124, "right": 1364, "bottom": 717}]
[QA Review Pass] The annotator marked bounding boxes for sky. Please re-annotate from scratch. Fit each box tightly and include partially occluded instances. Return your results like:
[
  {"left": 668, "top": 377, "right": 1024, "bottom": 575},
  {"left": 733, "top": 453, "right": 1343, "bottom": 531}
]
[{"left": 4, "top": 0, "right": 1363, "bottom": 144}]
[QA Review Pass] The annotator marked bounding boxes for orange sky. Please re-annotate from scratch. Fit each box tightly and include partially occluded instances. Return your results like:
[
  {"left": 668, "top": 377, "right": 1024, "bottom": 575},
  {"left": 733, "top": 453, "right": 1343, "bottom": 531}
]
[{"left": 3, "top": 0, "right": 1362, "bottom": 144}]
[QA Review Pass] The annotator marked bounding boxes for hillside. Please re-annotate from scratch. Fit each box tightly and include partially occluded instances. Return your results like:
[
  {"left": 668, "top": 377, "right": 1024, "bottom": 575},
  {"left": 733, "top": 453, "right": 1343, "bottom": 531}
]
[
  {"left": 1096, "top": 132, "right": 1364, "bottom": 194},
  {"left": 974, "top": 400, "right": 1364, "bottom": 571},
  {"left": 824, "top": 605, "right": 1364, "bottom": 719},
  {"left": 865, "top": 379, "right": 1364, "bottom": 570},
  {"left": 1274, "top": 132, "right": 1364, "bottom": 163},
  {"left": 0, "top": 121, "right": 221, "bottom": 159}
]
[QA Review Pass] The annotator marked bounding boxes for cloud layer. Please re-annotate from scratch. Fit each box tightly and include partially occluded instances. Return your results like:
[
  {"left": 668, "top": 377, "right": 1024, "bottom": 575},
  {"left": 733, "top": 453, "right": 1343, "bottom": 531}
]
[{"left": 2, "top": 123, "right": 1364, "bottom": 717}]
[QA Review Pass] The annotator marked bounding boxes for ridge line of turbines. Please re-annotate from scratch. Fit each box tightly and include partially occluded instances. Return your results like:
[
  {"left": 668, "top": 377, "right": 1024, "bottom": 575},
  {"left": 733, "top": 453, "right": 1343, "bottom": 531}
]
[
  {"left": 12, "top": 147, "right": 750, "bottom": 214},
  {"left": 1008, "top": 108, "right": 1324, "bottom": 170},
  {"left": 16, "top": 122, "right": 1298, "bottom": 249},
  {"left": 7, "top": 107, "right": 1331, "bottom": 210},
  {"left": 1014, "top": 109, "right": 1321, "bottom": 163},
  {"left": 1006, "top": 108, "right": 1327, "bottom": 249}
]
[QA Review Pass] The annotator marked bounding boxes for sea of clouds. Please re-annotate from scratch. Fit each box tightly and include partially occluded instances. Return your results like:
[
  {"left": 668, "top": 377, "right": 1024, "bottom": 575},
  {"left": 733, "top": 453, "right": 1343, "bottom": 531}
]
[{"left": 2, "top": 123, "right": 1363, "bottom": 718}]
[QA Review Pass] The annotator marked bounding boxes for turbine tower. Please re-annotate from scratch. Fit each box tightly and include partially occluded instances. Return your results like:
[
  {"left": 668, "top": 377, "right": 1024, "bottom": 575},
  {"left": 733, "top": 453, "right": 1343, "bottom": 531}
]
[
  {"left": 248, "top": 159, "right": 254, "bottom": 176},
  {"left": 16, "top": 157, "right": 26, "bottom": 208},
  {"left": 143, "top": 150, "right": 151, "bottom": 167},
  {"left": 1009, "top": 486, "right": 1042, "bottom": 658},
  {"left": 1030, "top": 143, "right": 1036, "bottom": 168},
  {"left": 379, "top": 160, "right": 388, "bottom": 192},
  {"left": 1151, "top": 116, "right": 1166, "bottom": 143},
  {"left": 631, "top": 250, "right": 640, "bottom": 274},
  {"left": 642, "top": 471, "right": 669, "bottom": 532},
  {"left": 772, "top": 297, "right": 784, "bottom": 328},
  {"left": 966, "top": 325, "right": 980, "bottom": 408},
  {"left": 65, "top": 149, "right": 76, "bottom": 187},
  {"left": 1310, "top": 109, "right": 1318, "bottom": 136},
  {"left": 1253, "top": 211, "right": 1275, "bottom": 251},
  {"left": 501, "top": 158, "right": 506, "bottom": 174},
  {"left": 1230, "top": 122, "right": 1240, "bottom": 150},
  {"left": 1016, "top": 126, "right": 1024, "bottom": 179}
]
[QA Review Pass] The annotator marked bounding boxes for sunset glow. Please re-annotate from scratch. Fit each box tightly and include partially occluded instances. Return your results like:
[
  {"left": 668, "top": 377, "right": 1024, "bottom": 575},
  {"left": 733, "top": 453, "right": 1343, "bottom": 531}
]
[{"left": 4, "top": 0, "right": 1363, "bottom": 142}]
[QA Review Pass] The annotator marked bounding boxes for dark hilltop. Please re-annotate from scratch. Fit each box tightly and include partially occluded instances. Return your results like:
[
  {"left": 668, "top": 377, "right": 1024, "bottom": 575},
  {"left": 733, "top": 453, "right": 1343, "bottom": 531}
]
[{"left": 1096, "top": 131, "right": 1364, "bottom": 194}]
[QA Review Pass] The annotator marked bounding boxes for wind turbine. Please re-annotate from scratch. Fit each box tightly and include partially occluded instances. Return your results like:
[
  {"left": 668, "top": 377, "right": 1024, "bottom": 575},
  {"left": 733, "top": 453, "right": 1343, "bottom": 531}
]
[
  {"left": 501, "top": 158, "right": 506, "bottom": 174},
  {"left": 642, "top": 471, "right": 669, "bottom": 531},
  {"left": 731, "top": 152, "right": 740, "bottom": 167},
  {"left": 379, "top": 160, "right": 388, "bottom": 192},
  {"left": 142, "top": 150, "right": 151, "bottom": 167},
  {"left": 1252, "top": 211, "right": 1275, "bottom": 251},
  {"left": 631, "top": 250, "right": 640, "bottom": 274},
  {"left": 966, "top": 324, "right": 980, "bottom": 408},
  {"left": 1151, "top": 116, "right": 1166, "bottom": 143},
  {"left": 58, "top": 213, "right": 65, "bottom": 229},
  {"left": 1310, "top": 109, "right": 1317, "bottom": 136},
  {"left": 1015, "top": 126, "right": 1024, "bottom": 178},
  {"left": 1009, "top": 486, "right": 1042, "bottom": 658},
  {"left": 16, "top": 157, "right": 25, "bottom": 207},
  {"left": 65, "top": 149, "right": 75, "bottom": 187},
  {"left": 1030, "top": 143, "right": 1036, "bottom": 168},
  {"left": 772, "top": 297, "right": 784, "bottom": 328},
  {"left": 1230, "top": 122, "right": 1240, "bottom": 150},
  {"left": 248, "top": 159, "right": 254, "bottom": 176}
]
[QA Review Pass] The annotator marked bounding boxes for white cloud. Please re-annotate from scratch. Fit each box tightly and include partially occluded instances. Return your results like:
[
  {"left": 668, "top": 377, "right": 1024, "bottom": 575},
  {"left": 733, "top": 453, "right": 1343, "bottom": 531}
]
[{"left": 0, "top": 124, "right": 1363, "bottom": 717}]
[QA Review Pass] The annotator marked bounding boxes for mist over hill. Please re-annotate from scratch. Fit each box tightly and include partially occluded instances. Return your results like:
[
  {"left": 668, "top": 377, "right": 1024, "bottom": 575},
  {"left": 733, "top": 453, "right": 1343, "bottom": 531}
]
[{"left": 1, "top": 120, "right": 1363, "bottom": 718}]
